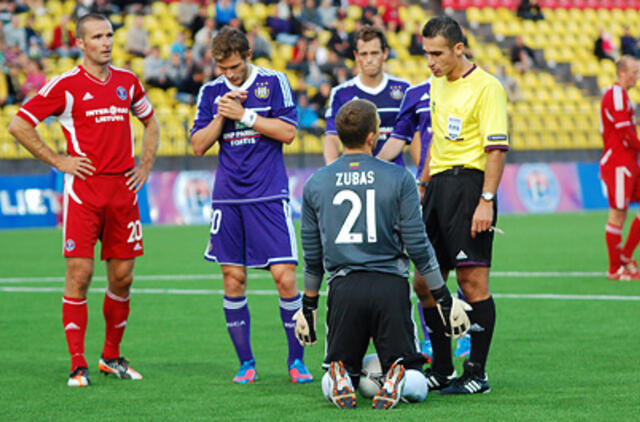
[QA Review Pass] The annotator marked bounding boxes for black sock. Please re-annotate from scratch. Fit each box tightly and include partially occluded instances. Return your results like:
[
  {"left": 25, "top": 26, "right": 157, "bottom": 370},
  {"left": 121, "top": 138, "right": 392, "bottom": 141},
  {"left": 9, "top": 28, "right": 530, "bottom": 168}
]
[
  {"left": 423, "top": 306, "right": 453, "bottom": 375},
  {"left": 468, "top": 296, "right": 496, "bottom": 372}
]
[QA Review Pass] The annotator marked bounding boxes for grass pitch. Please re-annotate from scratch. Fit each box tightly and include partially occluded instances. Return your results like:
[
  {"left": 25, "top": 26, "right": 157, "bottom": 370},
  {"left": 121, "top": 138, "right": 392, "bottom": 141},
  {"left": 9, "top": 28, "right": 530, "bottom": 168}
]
[{"left": 1, "top": 211, "right": 639, "bottom": 421}]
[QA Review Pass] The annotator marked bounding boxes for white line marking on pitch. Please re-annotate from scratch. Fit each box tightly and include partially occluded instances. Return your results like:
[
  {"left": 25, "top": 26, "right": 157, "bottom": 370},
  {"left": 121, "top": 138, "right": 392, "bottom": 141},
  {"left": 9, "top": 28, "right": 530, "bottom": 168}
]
[
  {"left": 1, "top": 286, "right": 639, "bottom": 301},
  {"left": 0, "top": 271, "right": 610, "bottom": 284}
]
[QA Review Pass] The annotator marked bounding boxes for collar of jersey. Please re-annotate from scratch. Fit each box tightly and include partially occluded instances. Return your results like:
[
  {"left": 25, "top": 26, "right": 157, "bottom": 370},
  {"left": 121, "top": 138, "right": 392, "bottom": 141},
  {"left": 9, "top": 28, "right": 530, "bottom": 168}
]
[
  {"left": 79, "top": 65, "right": 112, "bottom": 85},
  {"left": 354, "top": 73, "right": 389, "bottom": 96},
  {"left": 223, "top": 64, "right": 257, "bottom": 91}
]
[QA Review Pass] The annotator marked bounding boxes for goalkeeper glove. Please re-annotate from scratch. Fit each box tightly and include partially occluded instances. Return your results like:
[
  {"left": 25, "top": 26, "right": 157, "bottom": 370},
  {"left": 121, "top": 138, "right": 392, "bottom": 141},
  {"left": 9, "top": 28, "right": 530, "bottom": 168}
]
[
  {"left": 431, "top": 286, "right": 473, "bottom": 339},
  {"left": 292, "top": 294, "right": 318, "bottom": 346}
]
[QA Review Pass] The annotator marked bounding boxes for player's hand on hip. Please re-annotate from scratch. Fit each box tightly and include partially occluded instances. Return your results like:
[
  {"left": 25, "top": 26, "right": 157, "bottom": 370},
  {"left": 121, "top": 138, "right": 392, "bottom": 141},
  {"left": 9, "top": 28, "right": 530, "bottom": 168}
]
[
  {"left": 57, "top": 155, "right": 95, "bottom": 180},
  {"left": 293, "top": 294, "right": 318, "bottom": 347},
  {"left": 471, "top": 201, "right": 493, "bottom": 238},
  {"left": 218, "top": 90, "right": 248, "bottom": 120},
  {"left": 125, "top": 165, "right": 151, "bottom": 193}
]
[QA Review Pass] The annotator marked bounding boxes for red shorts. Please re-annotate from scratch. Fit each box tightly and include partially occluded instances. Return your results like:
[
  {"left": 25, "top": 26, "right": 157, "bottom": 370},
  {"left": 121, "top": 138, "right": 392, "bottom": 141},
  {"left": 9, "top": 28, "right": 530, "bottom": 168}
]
[
  {"left": 63, "top": 174, "right": 144, "bottom": 260},
  {"left": 600, "top": 163, "right": 640, "bottom": 210}
]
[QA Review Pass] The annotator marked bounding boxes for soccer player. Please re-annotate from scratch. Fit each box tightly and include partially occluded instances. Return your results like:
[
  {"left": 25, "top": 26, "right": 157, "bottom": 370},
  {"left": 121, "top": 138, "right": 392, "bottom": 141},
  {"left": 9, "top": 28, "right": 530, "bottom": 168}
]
[
  {"left": 600, "top": 56, "right": 640, "bottom": 280},
  {"left": 8, "top": 13, "right": 159, "bottom": 387},
  {"left": 323, "top": 25, "right": 410, "bottom": 165},
  {"left": 295, "top": 99, "right": 471, "bottom": 409},
  {"left": 189, "top": 27, "right": 312, "bottom": 384},
  {"left": 415, "top": 16, "right": 509, "bottom": 395}
]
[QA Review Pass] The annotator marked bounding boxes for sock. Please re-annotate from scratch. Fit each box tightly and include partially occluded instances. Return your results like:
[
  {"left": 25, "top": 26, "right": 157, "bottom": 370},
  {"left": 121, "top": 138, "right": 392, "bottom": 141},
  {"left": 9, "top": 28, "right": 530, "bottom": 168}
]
[
  {"left": 606, "top": 223, "right": 623, "bottom": 273},
  {"left": 423, "top": 306, "right": 453, "bottom": 375},
  {"left": 102, "top": 289, "right": 131, "bottom": 360},
  {"left": 62, "top": 296, "right": 88, "bottom": 371},
  {"left": 468, "top": 297, "right": 496, "bottom": 372},
  {"left": 417, "top": 304, "right": 430, "bottom": 342},
  {"left": 280, "top": 294, "right": 304, "bottom": 366},
  {"left": 622, "top": 215, "right": 640, "bottom": 263},
  {"left": 223, "top": 296, "right": 254, "bottom": 364}
]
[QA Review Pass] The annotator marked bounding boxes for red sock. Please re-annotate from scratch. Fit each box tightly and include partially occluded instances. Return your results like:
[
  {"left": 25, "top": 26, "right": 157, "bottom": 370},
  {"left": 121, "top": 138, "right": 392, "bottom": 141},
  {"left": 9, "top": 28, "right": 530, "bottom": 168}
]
[
  {"left": 622, "top": 214, "right": 640, "bottom": 262},
  {"left": 62, "top": 296, "right": 88, "bottom": 371},
  {"left": 102, "top": 290, "right": 131, "bottom": 360},
  {"left": 606, "top": 223, "right": 623, "bottom": 273}
]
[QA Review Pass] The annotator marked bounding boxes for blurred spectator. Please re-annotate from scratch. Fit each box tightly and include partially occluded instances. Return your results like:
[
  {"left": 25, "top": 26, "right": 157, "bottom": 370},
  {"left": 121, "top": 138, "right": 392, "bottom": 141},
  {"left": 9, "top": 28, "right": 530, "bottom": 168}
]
[
  {"left": 494, "top": 64, "right": 521, "bottom": 103},
  {"left": 247, "top": 26, "right": 271, "bottom": 59},
  {"left": 0, "top": 1, "right": 14, "bottom": 25},
  {"left": 310, "top": 80, "right": 331, "bottom": 116},
  {"left": 461, "top": 25, "right": 474, "bottom": 59},
  {"left": 198, "top": 48, "right": 216, "bottom": 81},
  {"left": 170, "top": 31, "right": 188, "bottom": 60},
  {"left": 144, "top": 46, "right": 171, "bottom": 89},
  {"left": 0, "top": 68, "right": 8, "bottom": 106},
  {"left": 126, "top": 14, "right": 150, "bottom": 58},
  {"left": 25, "top": 0, "right": 47, "bottom": 16},
  {"left": 166, "top": 52, "right": 186, "bottom": 87},
  {"left": 193, "top": 18, "right": 216, "bottom": 63},
  {"left": 327, "top": 20, "right": 351, "bottom": 59},
  {"left": 318, "top": 0, "right": 337, "bottom": 29},
  {"left": 517, "top": 0, "right": 544, "bottom": 21},
  {"left": 361, "top": 0, "right": 378, "bottom": 26},
  {"left": 49, "top": 15, "right": 79, "bottom": 58},
  {"left": 177, "top": 0, "right": 199, "bottom": 28},
  {"left": 510, "top": 36, "right": 536, "bottom": 73},
  {"left": 409, "top": 22, "right": 423, "bottom": 56},
  {"left": 297, "top": 94, "right": 322, "bottom": 133},
  {"left": 304, "top": 38, "right": 325, "bottom": 87},
  {"left": 215, "top": 0, "right": 237, "bottom": 27},
  {"left": 24, "top": 15, "right": 44, "bottom": 58},
  {"left": 300, "top": 0, "right": 322, "bottom": 31},
  {"left": 381, "top": 0, "right": 404, "bottom": 33},
  {"left": 21, "top": 58, "right": 46, "bottom": 100},
  {"left": 90, "top": 0, "right": 118, "bottom": 15},
  {"left": 176, "top": 66, "right": 204, "bottom": 104},
  {"left": 287, "top": 37, "right": 308, "bottom": 71},
  {"left": 189, "top": 4, "right": 208, "bottom": 39},
  {"left": 72, "top": 0, "right": 91, "bottom": 20},
  {"left": 595, "top": 29, "right": 615, "bottom": 62},
  {"left": 4, "top": 14, "right": 26, "bottom": 52},
  {"left": 267, "top": 0, "right": 301, "bottom": 45},
  {"left": 6, "top": 63, "right": 23, "bottom": 104},
  {"left": 620, "top": 27, "right": 639, "bottom": 58}
]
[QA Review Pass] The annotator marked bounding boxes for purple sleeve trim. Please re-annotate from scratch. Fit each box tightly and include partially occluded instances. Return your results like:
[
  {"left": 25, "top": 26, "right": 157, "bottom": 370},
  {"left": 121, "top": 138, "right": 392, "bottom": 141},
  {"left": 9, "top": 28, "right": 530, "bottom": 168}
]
[
  {"left": 462, "top": 64, "right": 477, "bottom": 78},
  {"left": 390, "top": 133, "right": 413, "bottom": 143},
  {"left": 485, "top": 145, "right": 509, "bottom": 152}
]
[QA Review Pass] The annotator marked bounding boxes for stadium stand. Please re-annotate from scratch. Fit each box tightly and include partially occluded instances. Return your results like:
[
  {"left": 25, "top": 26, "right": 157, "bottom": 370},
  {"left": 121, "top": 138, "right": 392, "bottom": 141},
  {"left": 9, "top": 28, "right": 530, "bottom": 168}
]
[{"left": 0, "top": 0, "right": 638, "bottom": 158}]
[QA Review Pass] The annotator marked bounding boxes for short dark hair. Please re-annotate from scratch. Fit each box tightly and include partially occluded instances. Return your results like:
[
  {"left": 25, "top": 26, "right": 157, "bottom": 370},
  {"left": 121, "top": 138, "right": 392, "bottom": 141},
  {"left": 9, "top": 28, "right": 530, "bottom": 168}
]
[
  {"left": 76, "top": 13, "right": 110, "bottom": 40},
  {"left": 422, "top": 16, "right": 464, "bottom": 48},
  {"left": 336, "top": 99, "right": 378, "bottom": 148},
  {"left": 211, "top": 26, "right": 250, "bottom": 61},
  {"left": 354, "top": 24, "right": 387, "bottom": 52}
]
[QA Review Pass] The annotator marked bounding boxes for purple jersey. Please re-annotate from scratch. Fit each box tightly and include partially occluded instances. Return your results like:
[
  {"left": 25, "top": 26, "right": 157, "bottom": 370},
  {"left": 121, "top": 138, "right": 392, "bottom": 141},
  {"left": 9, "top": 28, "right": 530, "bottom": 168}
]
[
  {"left": 390, "top": 78, "right": 433, "bottom": 177},
  {"left": 191, "top": 65, "right": 297, "bottom": 203},
  {"left": 325, "top": 73, "right": 410, "bottom": 166}
]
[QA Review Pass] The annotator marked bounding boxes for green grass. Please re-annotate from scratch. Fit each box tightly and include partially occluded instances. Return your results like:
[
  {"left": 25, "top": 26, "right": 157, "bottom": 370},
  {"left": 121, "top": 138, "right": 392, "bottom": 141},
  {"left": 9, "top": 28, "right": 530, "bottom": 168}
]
[{"left": 1, "top": 211, "right": 640, "bottom": 421}]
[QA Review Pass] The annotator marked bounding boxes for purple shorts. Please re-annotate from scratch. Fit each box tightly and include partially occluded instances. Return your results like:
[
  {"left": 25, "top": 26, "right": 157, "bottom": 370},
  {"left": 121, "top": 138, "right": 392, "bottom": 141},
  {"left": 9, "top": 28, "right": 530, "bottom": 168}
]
[{"left": 204, "top": 199, "right": 298, "bottom": 268}]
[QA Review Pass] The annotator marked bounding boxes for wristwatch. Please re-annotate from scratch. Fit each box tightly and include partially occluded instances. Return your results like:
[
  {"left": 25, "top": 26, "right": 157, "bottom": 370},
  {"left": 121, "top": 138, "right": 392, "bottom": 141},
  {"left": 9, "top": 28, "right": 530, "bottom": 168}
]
[{"left": 480, "top": 192, "right": 495, "bottom": 201}]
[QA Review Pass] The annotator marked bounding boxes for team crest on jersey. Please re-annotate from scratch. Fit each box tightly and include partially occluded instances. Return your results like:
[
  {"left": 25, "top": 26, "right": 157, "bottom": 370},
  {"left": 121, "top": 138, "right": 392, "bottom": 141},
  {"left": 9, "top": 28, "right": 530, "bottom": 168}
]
[
  {"left": 65, "top": 239, "right": 75, "bottom": 252},
  {"left": 447, "top": 115, "right": 463, "bottom": 140},
  {"left": 116, "top": 86, "right": 127, "bottom": 100},
  {"left": 254, "top": 82, "right": 270, "bottom": 99},
  {"left": 389, "top": 85, "right": 404, "bottom": 100}
]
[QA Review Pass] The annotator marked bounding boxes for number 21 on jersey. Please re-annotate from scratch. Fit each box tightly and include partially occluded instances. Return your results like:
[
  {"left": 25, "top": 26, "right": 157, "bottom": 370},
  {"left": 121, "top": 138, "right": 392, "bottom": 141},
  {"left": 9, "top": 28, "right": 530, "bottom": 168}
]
[{"left": 333, "top": 189, "right": 377, "bottom": 244}]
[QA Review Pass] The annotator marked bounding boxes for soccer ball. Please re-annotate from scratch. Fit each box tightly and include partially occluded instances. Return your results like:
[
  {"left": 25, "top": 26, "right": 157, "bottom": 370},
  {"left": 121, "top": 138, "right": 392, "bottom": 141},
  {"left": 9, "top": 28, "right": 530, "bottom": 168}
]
[{"left": 358, "top": 353, "right": 384, "bottom": 398}]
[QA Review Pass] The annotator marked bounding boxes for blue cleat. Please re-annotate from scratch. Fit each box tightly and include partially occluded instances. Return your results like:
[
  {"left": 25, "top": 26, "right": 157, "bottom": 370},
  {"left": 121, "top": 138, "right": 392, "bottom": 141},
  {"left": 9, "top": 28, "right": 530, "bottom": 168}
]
[
  {"left": 233, "top": 359, "right": 257, "bottom": 384},
  {"left": 454, "top": 334, "right": 471, "bottom": 358},
  {"left": 289, "top": 359, "right": 314, "bottom": 383}
]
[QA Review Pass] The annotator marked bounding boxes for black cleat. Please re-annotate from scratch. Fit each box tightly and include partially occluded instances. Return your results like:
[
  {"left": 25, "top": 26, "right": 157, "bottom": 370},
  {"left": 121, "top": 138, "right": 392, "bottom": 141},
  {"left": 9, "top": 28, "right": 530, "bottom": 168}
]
[{"left": 440, "top": 360, "right": 490, "bottom": 395}]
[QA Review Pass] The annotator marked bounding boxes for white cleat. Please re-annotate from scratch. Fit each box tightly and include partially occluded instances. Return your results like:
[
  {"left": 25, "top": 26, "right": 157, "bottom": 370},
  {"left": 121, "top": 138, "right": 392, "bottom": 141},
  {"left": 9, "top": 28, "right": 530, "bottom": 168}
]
[{"left": 98, "top": 356, "right": 142, "bottom": 380}]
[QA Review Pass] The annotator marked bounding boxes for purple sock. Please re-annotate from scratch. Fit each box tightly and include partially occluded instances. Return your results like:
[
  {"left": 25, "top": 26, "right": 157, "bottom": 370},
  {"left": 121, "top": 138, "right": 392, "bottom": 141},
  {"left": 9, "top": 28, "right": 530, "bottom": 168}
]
[
  {"left": 223, "top": 296, "right": 254, "bottom": 364},
  {"left": 280, "top": 294, "right": 304, "bottom": 366},
  {"left": 417, "top": 301, "right": 430, "bottom": 341}
]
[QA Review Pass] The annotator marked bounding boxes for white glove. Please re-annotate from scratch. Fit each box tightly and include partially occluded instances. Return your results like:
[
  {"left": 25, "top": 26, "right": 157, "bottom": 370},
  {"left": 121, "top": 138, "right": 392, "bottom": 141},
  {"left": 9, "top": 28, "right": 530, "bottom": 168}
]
[
  {"left": 292, "top": 294, "right": 318, "bottom": 346},
  {"left": 437, "top": 296, "right": 472, "bottom": 339}
]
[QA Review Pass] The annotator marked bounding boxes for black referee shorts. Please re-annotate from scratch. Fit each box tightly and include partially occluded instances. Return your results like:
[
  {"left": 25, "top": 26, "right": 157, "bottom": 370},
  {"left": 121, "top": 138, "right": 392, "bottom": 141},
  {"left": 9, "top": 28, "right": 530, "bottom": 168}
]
[
  {"left": 323, "top": 271, "right": 423, "bottom": 378},
  {"left": 422, "top": 167, "right": 497, "bottom": 272}
]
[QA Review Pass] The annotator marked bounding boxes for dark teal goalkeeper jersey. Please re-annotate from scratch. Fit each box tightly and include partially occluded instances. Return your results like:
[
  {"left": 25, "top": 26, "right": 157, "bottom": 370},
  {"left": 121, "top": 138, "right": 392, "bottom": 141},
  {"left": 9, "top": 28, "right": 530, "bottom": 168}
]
[{"left": 301, "top": 153, "right": 443, "bottom": 292}]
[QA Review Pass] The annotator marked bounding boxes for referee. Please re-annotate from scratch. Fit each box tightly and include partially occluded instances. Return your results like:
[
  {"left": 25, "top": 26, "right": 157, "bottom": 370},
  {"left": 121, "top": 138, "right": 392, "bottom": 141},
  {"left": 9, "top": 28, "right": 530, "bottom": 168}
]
[{"left": 416, "top": 16, "right": 509, "bottom": 395}]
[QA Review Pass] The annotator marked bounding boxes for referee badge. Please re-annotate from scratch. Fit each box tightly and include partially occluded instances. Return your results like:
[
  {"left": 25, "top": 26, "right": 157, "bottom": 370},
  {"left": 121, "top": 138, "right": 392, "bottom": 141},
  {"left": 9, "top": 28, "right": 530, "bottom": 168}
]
[{"left": 447, "top": 115, "right": 463, "bottom": 140}]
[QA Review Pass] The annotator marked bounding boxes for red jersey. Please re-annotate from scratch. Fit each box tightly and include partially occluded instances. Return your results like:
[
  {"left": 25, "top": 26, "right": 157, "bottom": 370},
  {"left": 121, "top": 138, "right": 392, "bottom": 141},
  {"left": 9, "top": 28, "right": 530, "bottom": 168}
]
[
  {"left": 17, "top": 65, "right": 154, "bottom": 174},
  {"left": 600, "top": 83, "right": 640, "bottom": 170}
]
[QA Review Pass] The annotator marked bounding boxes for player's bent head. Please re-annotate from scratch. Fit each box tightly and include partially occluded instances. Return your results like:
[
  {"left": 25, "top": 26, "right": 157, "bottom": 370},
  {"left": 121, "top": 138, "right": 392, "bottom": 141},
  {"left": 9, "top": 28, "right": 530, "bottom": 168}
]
[
  {"left": 422, "top": 16, "right": 464, "bottom": 48},
  {"left": 336, "top": 99, "right": 379, "bottom": 149},
  {"left": 617, "top": 55, "right": 640, "bottom": 80},
  {"left": 354, "top": 24, "right": 387, "bottom": 53},
  {"left": 212, "top": 26, "right": 250, "bottom": 62},
  {"left": 76, "top": 13, "right": 111, "bottom": 41}
]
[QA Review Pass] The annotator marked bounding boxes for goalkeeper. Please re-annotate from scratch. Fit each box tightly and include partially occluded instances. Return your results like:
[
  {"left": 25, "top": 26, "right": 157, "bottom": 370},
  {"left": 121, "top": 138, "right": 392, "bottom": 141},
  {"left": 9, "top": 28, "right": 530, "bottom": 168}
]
[{"left": 294, "top": 99, "right": 471, "bottom": 410}]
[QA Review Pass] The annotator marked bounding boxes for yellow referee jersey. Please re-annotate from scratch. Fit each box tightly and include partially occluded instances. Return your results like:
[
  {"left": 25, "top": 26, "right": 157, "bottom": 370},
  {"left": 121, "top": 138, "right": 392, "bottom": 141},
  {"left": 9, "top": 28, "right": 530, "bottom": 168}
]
[{"left": 429, "top": 65, "right": 509, "bottom": 176}]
